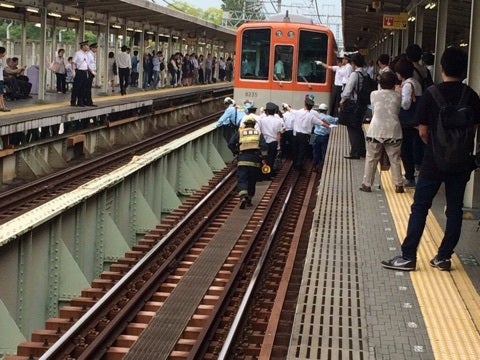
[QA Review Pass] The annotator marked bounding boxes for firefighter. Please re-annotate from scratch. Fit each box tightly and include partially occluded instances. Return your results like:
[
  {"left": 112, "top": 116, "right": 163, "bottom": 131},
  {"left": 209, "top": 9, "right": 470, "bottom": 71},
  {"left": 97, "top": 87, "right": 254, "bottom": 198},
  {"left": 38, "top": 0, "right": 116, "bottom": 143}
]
[{"left": 228, "top": 114, "right": 267, "bottom": 209}]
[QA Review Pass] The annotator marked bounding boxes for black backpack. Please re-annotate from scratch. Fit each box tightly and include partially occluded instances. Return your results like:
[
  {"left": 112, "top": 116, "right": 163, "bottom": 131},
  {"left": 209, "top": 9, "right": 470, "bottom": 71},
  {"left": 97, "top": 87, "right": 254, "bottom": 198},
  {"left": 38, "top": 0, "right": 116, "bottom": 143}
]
[
  {"left": 356, "top": 72, "right": 377, "bottom": 106},
  {"left": 429, "top": 85, "right": 476, "bottom": 173},
  {"left": 160, "top": 61, "right": 165, "bottom": 71},
  {"left": 414, "top": 67, "right": 434, "bottom": 91}
]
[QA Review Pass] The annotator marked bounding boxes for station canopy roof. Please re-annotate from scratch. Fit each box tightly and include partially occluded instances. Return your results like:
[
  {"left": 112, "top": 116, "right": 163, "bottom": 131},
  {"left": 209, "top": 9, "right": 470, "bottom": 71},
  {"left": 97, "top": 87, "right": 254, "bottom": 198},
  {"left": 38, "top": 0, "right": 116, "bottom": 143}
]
[
  {"left": 1, "top": 0, "right": 235, "bottom": 45},
  {"left": 342, "top": 0, "right": 471, "bottom": 55}
]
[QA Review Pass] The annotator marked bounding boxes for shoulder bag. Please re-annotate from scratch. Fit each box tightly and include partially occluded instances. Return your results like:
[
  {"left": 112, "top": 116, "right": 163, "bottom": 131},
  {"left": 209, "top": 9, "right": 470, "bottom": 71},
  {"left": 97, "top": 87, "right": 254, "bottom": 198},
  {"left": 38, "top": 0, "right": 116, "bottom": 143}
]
[
  {"left": 399, "top": 82, "right": 419, "bottom": 128},
  {"left": 338, "top": 99, "right": 359, "bottom": 126}
]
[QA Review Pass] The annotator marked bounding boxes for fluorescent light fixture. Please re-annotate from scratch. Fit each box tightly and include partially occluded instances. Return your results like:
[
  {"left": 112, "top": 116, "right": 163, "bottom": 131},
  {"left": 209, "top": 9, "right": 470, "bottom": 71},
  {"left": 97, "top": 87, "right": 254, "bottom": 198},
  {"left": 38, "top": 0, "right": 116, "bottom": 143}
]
[
  {"left": 146, "top": 31, "right": 154, "bottom": 35},
  {"left": 26, "top": 6, "right": 39, "bottom": 13},
  {"left": 68, "top": 16, "right": 81, "bottom": 21},
  {"left": 460, "top": 42, "right": 468, "bottom": 47},
  {"left": 126, "top": 27, "right": 134, "bottom": 31},
  {"left": 84, "top": 19, "right": 95, "bottom": 24},
  {"left": 425, "top": 2, "right": 436, "bottom": 9},
  {"left": 48, "top": 12, "right": 62, "bottom": 18},
  {"left": 134, "top": 29, "right": 142, "bottom": 33},
  {"left": 111, "top": 24, "right": 122, "bottom": 29},
  {"left": 408, "top": 16, "right": 416, "bottom": 22},
  {"left": 0, "top": 2, "right": 15, "bottom": 9}
]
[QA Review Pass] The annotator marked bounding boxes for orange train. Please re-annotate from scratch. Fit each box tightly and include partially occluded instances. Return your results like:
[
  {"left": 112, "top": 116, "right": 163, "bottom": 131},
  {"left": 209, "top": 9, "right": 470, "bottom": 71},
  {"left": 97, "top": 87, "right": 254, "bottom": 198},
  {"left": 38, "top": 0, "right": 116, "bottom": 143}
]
[{"left": 233, "top": 13, "right": 338, "bottom": 110}]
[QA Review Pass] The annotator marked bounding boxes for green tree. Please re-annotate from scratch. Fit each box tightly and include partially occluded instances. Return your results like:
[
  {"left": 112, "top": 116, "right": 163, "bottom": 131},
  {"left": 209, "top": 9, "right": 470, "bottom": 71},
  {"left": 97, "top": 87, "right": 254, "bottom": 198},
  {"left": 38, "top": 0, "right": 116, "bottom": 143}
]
[{"left": 169, "top": 1, "right": 222, "bottom": 25}]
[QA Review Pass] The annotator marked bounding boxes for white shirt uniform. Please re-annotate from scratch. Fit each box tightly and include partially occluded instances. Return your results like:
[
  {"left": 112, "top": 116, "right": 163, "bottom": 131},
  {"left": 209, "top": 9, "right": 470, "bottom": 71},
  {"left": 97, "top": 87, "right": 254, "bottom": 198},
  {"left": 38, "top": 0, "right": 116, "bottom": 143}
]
[
  {"left": 257, "top": 114, "right": 284, "bottom": 143},
  {"left": 291, "top": 108, "right": 327, "bottom": 135},
  {"left": 73, "top": 50, "right": 89, "bottom": 70}
]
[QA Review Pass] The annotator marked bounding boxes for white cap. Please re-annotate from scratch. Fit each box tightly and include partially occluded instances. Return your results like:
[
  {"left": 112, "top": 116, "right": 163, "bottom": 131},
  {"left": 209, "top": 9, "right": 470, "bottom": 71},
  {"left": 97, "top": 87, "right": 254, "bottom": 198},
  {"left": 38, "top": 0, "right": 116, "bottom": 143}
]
[
  {"left": 281, "top": 103, "right": 290, "bottom": 109},
  {"left": 319, "top": 103, "right": 328, "bottom": 111},
  {"left": 224, "top": 97, "right": 235, "bottom": 105}
]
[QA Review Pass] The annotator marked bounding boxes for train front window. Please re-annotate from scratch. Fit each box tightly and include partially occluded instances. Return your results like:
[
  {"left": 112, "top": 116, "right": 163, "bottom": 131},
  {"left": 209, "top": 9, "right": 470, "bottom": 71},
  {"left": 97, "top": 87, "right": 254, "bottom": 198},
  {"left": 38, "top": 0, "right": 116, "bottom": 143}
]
[
  {"left": 241, "top": 28, "right": 271, "bottom": 80},
  {"left": 274, "top": 45, "right": 293, "bottom": 82},
  {"left": 297, "top": 30, "right": 328, "bottom": 83}
]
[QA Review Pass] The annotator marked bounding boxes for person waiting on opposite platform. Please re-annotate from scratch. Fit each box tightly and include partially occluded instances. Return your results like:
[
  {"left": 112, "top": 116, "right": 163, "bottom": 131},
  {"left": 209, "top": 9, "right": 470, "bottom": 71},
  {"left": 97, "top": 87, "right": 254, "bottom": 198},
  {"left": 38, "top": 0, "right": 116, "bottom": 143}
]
[
  {"left": 116, "top": 45, "right": 131, "bottom": 95},
  {"left": 216, "top": 97, "right": 246, "bottom": 143},
  {"left": 65, "top": 56, "right": 74, "bottom": 92},
  {"left": 4, "top": 57, "right": 32, "bottom": 99},
  {"left": 84, "top": 42, "right": 98, "bottom": 107},
  {"left": 52, "top": 48, "right": 67, "bottom": 94},
  {"left": 359, "top": 71, "right": 403, "bottom": 194},
  {"left": 70, "top": 41, "right": 90, "bottom": 107},
  {"left": 312, "top": 103, "right": 338, "bottom": 172},
  {"left": 0, "top": 46, "right": 11, "bottom": 112},
  {"left": 228, "top": 115, "right": 267, "bottom": 209}
]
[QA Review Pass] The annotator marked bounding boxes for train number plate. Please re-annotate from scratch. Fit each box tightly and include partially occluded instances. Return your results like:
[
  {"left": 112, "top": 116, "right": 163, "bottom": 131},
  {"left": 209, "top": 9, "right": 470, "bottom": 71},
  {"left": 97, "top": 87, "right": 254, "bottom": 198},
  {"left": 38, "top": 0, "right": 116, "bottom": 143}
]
[{"left": 244, "top": 91, "right": 258, "bottom": 98}]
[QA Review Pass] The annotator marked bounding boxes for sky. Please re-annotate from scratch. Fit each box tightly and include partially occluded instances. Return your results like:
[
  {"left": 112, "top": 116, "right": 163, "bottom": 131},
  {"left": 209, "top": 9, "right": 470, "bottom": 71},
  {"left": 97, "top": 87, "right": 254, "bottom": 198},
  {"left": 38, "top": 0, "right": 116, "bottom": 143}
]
[{"left": 186, "top": 0, "right": 222, "bottom": 9}]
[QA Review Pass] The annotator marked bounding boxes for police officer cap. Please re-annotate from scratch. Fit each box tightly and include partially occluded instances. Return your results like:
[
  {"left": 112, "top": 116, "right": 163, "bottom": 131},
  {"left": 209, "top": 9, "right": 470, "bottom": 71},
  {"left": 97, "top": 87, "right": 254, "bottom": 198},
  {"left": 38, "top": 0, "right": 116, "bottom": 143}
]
[
  {"left": 79, "top": 40, "right": 89, "bottom": 46},
  {"left": 224, "top": 97, "right": 235, "bottom": 105},
  {"left": 265, "top": 102, "right": 278, "bottom": 112},
  {"left": 243, "top": 114, "right": 256, "bottom": 125},
  {"left": 305, "top": 97, "right": 315, "bottom": 107},
  {"left": 318, "top": 103, "right": 328, "bottom": 111},
  {"left": 89, "top": 42, "right": 98, "bottom": 48}
]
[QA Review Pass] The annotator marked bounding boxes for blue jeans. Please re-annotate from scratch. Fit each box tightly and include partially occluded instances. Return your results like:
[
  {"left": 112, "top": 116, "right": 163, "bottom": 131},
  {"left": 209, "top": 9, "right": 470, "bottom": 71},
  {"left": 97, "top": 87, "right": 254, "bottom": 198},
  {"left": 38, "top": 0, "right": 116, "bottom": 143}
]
[{"left": 401, "top": 172, "right": 471, "bottom": 260}]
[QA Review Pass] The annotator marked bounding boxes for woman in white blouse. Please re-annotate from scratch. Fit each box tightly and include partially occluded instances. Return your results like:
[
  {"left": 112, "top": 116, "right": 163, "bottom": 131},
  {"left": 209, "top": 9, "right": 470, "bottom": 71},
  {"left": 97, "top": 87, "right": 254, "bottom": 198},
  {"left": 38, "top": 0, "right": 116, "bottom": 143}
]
[{"left": 360, "top": 71, "right": 403, "bottom": 193}]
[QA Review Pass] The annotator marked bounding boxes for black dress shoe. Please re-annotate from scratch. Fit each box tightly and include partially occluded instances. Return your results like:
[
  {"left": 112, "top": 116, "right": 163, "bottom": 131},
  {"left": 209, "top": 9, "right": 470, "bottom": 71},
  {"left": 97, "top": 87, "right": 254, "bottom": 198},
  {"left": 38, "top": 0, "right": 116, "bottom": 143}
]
[{"left": 344, "top": 155, "right": 360, "bottom": 159}]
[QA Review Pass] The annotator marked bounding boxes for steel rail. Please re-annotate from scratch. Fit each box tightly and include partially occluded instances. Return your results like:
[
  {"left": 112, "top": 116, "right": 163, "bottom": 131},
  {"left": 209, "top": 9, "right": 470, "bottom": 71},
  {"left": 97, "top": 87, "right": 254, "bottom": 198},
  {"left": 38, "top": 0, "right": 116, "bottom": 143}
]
[
  {"left": 39, "top": 170, "right": 237, "bottom": 360},
  {"left": 217, "top": 170, "right": 297, "bottom": 359}
]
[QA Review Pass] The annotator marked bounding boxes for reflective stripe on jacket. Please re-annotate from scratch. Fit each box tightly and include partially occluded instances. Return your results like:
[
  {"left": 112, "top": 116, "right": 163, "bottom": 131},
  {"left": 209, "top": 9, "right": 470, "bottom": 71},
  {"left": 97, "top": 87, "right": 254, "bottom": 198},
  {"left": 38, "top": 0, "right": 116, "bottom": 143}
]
[{"left": 239, "top": 128, "right": 261, "bottom": 151}]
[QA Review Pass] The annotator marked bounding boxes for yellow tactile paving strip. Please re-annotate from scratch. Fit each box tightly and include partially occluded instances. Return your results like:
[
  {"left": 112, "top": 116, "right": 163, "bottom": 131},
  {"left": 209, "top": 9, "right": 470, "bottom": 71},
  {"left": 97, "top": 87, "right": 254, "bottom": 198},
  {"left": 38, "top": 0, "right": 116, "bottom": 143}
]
[{"left": 382, "top": 173, "right": 480, "bottom": 359}]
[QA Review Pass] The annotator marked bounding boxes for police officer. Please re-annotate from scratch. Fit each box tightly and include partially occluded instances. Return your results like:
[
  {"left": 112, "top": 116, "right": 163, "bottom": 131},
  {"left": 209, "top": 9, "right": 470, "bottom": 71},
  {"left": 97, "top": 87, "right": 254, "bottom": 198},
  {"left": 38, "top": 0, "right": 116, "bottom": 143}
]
[
  {"left": 216, "top": 97, "right": 246, "bottom": 143},
  {"left": 228, "top": 115, "right": 266, "bottom": 209},
  {"left": 71, "top": 41, "right": 90, "bottom": 107}
]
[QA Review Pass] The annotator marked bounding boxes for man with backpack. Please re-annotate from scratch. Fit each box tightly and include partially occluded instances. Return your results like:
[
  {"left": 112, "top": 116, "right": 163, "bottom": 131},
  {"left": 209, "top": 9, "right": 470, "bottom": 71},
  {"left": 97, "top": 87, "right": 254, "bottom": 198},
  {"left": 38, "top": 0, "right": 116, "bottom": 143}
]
[
  {"left": 406, "top": 43, "right": 434, "bottom": 91},
  {"left": 382, "top": 46, "right": 480, "bottom": 272}
]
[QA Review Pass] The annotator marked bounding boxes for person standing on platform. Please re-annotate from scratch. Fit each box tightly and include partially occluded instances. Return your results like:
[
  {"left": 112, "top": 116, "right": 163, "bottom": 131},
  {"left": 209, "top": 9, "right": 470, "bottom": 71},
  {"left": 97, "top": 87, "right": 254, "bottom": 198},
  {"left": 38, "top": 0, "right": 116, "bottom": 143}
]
[
  {"left": 382, "top": 46, "right": 480, "bottom": 272},
  {"left": 228, "top": 115, "right": 266, "bottom": 209},
  {"left": 116, "top": 45, "right": 131, "bottom": 95},
  {"left": 70, "top": 41, "right": 90, "bottom": 107},
  {"left": 0, "top": 46, "right": 11, "bottom": 112},
  {"left": 340, "top": 52, "right": 367, "bottom": 159},
  {"left": 53, "top": 48, "right": 67, "bottom": 94},
  {"left": 359, "top": 71, "right": 403, "bottom": 193},
  {"left": 319, "top": 56, "right": 345, "bottom": 116},
  {"left": 130, "top": 50, "right": 139, "bottom": 87},
  {"left": 84, "top": 42, "right": 98, "bottom": 107}
]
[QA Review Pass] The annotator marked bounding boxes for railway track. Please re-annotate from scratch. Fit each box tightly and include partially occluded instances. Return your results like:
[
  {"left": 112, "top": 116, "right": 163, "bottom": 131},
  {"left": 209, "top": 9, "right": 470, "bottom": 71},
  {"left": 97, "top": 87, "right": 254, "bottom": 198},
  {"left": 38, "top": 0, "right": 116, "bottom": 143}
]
[
  {"left": 0, "top": 110, "right": 222, "bottom": 225},
  {"left": 8, "top": 158, "right": 319, "bottom": 359}
]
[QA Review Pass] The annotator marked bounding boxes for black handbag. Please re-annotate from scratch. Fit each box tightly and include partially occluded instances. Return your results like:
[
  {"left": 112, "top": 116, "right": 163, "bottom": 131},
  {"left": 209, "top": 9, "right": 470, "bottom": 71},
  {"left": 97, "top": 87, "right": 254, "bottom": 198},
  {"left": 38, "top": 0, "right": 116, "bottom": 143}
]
[{"left": 338, "top": 100, "right": 359, "bottom": 126}]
